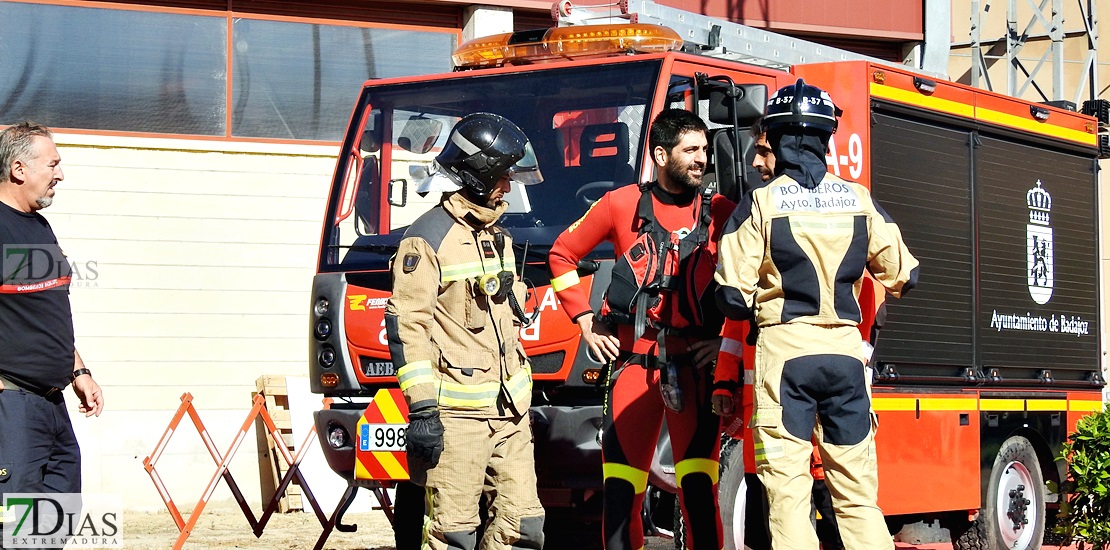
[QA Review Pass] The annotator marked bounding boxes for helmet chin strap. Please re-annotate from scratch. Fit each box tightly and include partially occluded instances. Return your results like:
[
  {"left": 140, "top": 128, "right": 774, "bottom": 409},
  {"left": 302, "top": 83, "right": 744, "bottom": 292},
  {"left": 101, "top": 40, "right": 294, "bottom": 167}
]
[{"left": 460, "top": 186, "right": 497, "bottom": 207}]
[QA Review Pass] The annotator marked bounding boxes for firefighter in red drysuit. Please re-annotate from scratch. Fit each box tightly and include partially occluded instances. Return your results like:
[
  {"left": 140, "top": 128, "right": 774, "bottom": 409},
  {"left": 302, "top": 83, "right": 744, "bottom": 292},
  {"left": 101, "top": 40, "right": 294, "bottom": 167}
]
[{"left": 548, "top": 109, "right": 740, "bottom": 550}]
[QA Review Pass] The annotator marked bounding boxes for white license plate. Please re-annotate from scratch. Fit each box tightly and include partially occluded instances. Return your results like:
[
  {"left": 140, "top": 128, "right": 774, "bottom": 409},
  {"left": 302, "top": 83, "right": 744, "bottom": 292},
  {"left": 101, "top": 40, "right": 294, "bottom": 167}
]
[{"left": 359, "top": 423, "right": 408, "bottom": 452}]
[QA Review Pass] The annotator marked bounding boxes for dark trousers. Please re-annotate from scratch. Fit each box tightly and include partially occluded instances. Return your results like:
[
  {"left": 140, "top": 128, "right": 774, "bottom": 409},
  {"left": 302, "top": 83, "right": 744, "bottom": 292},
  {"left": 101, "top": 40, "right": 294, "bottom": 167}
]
[{"left": 0, "top": 388, "right": 82, "bottom": 498}]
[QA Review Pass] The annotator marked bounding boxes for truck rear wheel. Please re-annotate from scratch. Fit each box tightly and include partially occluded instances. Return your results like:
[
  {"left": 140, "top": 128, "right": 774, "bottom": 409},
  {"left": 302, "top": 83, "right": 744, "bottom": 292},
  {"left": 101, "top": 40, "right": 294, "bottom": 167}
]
[{"left": 950, "top": 435, "right": 1045, "bottom": 550}]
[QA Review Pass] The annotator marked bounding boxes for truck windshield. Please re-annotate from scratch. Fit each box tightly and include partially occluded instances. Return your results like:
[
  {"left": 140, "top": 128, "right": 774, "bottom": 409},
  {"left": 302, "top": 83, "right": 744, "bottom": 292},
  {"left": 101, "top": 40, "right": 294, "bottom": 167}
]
[{"left": 320, "top": 60, "right": 661, "bottom": 273}]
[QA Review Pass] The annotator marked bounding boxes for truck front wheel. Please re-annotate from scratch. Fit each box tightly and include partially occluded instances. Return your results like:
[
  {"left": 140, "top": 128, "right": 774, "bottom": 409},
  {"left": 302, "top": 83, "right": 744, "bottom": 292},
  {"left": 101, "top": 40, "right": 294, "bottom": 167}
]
[
  {"left": 718, "top": 438, "right": 772, "bottom": 550},
  {"left": 950, "top": 435, "right": 1046, "bottom": 550},
  {"left": 718, "top": 438, "right": 748, "bottom": 550}
]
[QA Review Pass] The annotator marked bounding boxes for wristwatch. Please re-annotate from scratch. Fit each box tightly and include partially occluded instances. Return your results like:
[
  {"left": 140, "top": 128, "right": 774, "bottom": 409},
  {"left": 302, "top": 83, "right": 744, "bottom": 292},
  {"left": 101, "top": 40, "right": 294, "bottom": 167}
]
[{"left": 70, "top": 368, "right": 92, "bottom": 383}]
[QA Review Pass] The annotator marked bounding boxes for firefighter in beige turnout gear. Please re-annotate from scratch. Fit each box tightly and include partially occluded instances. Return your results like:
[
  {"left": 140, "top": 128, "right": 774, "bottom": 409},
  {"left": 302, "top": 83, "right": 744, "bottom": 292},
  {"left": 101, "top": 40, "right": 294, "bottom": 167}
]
[
  {"left": 714, "top": 80, "right": 919, "bottom": 549},
  {"left": 386, "top": 113, "right": 545, "bottom": 550}
]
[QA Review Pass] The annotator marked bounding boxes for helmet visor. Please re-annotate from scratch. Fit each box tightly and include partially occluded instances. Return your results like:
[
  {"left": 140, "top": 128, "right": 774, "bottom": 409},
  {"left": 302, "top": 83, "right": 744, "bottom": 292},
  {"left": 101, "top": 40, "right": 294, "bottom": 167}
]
[{"left": 508, "top": 142, "right": 543, "bottom": 185}]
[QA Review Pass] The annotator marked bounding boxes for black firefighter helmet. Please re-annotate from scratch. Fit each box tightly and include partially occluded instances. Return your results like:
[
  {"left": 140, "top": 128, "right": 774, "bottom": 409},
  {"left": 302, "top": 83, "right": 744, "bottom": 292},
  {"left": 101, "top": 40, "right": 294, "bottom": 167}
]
[
  {"left": 434, "top": 112, "right": 543, "bottom": 197},
  {"left": 761, "top": 78, "right": 841, "bottom": 135}
]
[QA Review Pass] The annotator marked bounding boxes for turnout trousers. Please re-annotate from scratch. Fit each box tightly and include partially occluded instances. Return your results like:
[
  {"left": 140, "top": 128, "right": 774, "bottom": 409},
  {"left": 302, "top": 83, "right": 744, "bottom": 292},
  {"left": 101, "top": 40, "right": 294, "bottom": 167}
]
[
  {"left": 751, "top": 323, "right": 891, "bottom": 550},
  {"left": 601, "top": 357, "right": 722, "bottom": 550},
  {"left": 422, "top": 414, "right": 545, "bottom": 550}
]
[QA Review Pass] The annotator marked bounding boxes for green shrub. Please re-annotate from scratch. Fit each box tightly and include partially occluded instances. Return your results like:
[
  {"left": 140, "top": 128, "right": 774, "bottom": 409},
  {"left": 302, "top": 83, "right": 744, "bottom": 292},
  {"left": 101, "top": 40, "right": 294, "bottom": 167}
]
[{"left": 1055, "top": 405, "right": 1110, "bottom": 549}]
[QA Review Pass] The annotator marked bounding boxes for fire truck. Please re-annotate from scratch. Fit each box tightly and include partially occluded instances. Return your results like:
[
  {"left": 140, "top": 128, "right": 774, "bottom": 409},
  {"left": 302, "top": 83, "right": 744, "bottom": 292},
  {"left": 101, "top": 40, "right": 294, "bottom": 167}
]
[{"left": 308, "top": 2, "right": 1107, "bottom": 548}]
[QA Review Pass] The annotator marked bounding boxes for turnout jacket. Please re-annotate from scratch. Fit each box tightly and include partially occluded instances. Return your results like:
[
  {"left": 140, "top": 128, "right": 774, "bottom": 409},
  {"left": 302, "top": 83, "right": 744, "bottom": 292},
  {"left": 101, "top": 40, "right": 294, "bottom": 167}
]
[
  {"left": 714, "top": 173, "right": 919, "bottom": 328},
  {"left": 386, "top": 192, "right": 531, "bottom": 418}
]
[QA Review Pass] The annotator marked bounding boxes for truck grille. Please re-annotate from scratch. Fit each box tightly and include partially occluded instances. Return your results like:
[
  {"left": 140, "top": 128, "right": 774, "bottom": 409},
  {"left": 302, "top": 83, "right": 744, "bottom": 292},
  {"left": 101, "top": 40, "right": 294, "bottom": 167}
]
[{"left": 529, "top": 351, "right": 566, "bottom": 374}]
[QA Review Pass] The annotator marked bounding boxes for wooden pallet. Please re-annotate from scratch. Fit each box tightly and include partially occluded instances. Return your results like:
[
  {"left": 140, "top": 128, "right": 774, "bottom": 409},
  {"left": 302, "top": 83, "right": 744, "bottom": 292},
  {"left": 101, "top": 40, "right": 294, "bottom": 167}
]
[{"left": 254, "top": 375, "right": 303, "bottom": 512}]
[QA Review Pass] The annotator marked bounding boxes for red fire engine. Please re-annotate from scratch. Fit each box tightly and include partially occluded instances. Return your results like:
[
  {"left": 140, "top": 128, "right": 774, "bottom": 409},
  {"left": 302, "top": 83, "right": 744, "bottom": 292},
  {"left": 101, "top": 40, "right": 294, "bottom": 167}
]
[{"left": 308, "top": 3, "right": 1107, "bottom": 548}]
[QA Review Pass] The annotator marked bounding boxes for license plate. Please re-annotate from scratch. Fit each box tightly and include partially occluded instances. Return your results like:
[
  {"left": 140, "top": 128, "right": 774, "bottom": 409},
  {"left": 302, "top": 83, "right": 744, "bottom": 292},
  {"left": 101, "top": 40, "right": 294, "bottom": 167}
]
[{"left": 359, "top": 423, "right": 408, "bottom": 452}]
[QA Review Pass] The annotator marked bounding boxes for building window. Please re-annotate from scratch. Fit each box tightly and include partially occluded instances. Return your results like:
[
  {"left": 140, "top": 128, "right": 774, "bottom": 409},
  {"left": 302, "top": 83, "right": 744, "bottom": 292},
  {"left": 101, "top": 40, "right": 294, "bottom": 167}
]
[
  {"left": 0, "top": 2, "right": 458, "bottom": 141},
  {"left": 0, "top": 3, "right": 227, "bottom": 136},
  {"left": 230, "top": 19, "right": 456, "bottom": 140}
]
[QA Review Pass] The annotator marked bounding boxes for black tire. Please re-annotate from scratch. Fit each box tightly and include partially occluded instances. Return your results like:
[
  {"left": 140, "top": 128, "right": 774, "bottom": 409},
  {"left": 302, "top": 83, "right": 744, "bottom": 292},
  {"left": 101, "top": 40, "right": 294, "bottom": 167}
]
[
  {"left": 718, "top": 438, "right": 773, "bottom": 550},
  {"left": 673, "top": 496, "right": 685, "bottom": 549},
  {"left": 393, "top": 481, "right": 425, "bottom": 550},
  {"left": 718, "top": 438, "right": 747, "bottom": 550},
  {"left": 545, "top": 508, "right": 603, "bottom": 550},
  {"left": 950, "top": 435, "right": 1046, "bottom": 550},
  {"left": 943, "top": 512, "right": 988, "bottom": 550}
]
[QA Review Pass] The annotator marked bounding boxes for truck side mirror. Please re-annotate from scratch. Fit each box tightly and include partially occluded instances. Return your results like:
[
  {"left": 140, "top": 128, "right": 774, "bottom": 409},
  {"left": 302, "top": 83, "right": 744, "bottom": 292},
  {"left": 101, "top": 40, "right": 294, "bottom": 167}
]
[
  {"left": 707, "top": 84, "right": 767, "bottom": 127},
  {"left": 360, "top": 111, "right": 382, "bottom": 154},
  {"left": 706, "top": 84, "right": 768, "bottom": 201}
]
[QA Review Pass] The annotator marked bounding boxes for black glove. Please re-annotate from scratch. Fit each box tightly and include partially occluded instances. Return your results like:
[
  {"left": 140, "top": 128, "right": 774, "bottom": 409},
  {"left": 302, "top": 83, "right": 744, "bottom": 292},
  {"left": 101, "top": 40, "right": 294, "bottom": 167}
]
[{"left": 406, "top": 407, "right": 444, "bottom": 468}]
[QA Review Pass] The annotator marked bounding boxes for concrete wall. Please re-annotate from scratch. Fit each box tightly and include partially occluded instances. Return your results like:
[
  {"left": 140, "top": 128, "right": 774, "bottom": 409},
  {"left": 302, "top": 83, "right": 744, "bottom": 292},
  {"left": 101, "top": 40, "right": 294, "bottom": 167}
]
[{"left": 49, "top": 133, "right": 337, "bottom": 511}]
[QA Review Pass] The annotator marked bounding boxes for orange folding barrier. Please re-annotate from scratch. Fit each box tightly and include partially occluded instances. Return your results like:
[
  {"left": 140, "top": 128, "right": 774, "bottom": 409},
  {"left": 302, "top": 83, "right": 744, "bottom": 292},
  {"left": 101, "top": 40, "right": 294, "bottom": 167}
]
[{"left": 143, "top": 392, "right": 384, "bottom": 550}]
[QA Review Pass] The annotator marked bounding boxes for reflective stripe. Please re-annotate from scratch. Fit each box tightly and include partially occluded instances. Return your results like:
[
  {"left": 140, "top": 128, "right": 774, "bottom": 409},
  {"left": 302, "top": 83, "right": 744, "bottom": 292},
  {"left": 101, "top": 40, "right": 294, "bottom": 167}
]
[
  {"left": 435, "top": 366, "right": 532, "bottom": 409},
  {"left": 720, "top": 337, "right": 742, "bottom": 357},
  {"left": 980, "top": 398, "right": 1025, "bottom": 412},
  {"left": 437, "top": 381, "right": 500, "bottom": 408},
  {"left": 550, "top": 270, "right": 580, "bottom": 292},
  {"left": 789, "top": 218, "right": 855, "bottom": 232},
  {"left": 397, "top": 360, "right": 434, "bottom": 391},
  {"left": 451, "top": 128, "right": 482, "bottom": 154},
  {"left": 753, "top": 442, "right": 783, "bottom": 461},
  {"left": 441, "top": 258, "right": 505, "bottom": 282},
  {"left": 869, "top": 82, "right": 974, "bottom": 118},
  {"left": 505, "top": 365, "right": 532, "bottom": 404},
  {"left": 376, "top": 391, "right": 407, "bottom": 424},
  {"left": 422, "top": 486, "right": 434, "bottom": 547},
  {"left": 870, "top": 82, "right": 1095, "bottom": 145},
  {"left": 674, "top": 458, "right": 719, "bottom": 488},
  {"left": 603, "top": 463, "right": 649, "bottom": 494},
  {"left": 374, "top": 450, "right": 409, "bottom": 479},
  {"left": 1070, "top": 400, "right": 1105, "bottom": 412}
]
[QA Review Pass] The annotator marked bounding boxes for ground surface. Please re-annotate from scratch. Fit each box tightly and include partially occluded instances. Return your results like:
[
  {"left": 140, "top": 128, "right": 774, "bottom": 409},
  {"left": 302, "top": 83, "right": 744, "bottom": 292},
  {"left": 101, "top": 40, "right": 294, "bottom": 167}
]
[
  {"left": 121, "top": 505, "right": 676, "bottom": 549},
  {"left": 122, "top": 506, "right": 1073, "bottom": 550},
  {"left": 123, "top": 505, "right": 396, "bottom": 550}
]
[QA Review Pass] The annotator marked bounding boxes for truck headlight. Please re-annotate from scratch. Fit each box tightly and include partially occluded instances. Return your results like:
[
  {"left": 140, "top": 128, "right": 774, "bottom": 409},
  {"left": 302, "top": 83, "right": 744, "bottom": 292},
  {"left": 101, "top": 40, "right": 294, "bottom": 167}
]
[
  {"left": 327, "top": 423, "right": 349, "bottom": 449},
  {"left": 319, "top": 346, "right": 336, "bottom": 368},
  {"left": 314, "top": 319, "right": 332, "bottom": 341}
]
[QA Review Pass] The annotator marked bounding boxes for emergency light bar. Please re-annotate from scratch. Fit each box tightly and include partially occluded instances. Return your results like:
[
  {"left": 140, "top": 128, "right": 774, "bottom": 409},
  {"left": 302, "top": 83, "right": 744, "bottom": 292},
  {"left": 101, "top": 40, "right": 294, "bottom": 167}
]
[{"left": 452, "top": 23, "right": 682, "bottom": 68}]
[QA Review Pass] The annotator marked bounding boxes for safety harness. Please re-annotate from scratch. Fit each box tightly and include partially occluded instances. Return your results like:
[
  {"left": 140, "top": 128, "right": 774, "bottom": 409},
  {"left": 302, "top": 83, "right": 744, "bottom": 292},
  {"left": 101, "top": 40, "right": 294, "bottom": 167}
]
[{"left": 601, "top": 182, "right": 717, "bottom": 369}]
